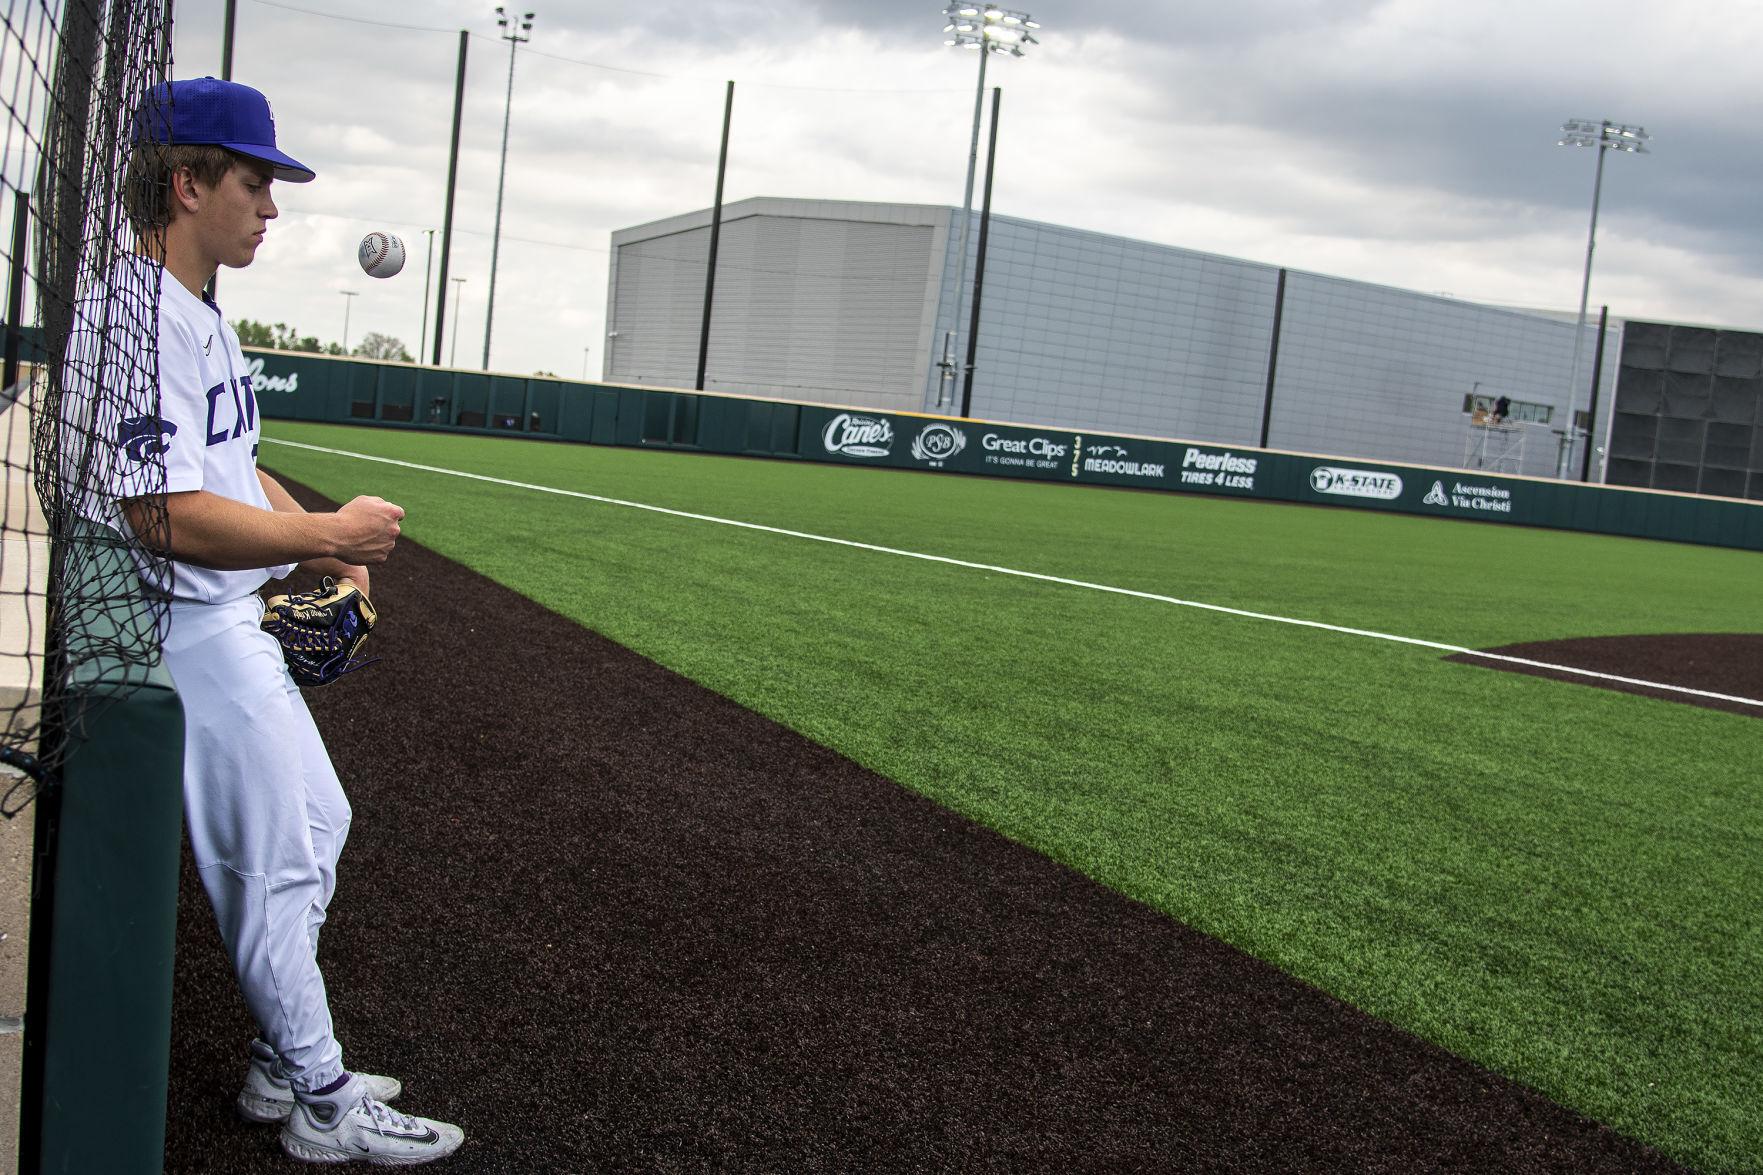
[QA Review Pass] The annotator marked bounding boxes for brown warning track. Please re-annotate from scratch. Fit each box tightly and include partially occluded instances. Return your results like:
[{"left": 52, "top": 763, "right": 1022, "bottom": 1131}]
[
  {"left": 163, "top": 478, "right": 1682, "bottom": 1173},
  {"left": 1447, "top": 633, "right": 1763, "bottom": 718}
]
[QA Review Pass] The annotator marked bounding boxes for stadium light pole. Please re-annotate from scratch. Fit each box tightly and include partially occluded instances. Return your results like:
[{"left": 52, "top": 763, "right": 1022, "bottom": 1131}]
[
  {"left": 449, "top": 277, "right": 467, "bottom": 367},
  {"left": 419, "top": 228, "right": 436, "bottom": 364},
  {"left": 339, "top": 289, "right": 358, "bottom": 353},
  {"left": 1556, "top": 118, "right": 1648, "bottom": 480},
  {"left": 935, "top": 3, "right": 1038, "bottom": 410},
  {"left": 482, "top": 6, "right": 534, "bottom": 373}
]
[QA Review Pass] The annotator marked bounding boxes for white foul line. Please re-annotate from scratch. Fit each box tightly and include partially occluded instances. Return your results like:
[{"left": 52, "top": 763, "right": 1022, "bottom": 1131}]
[{"left": 265, "top": 437, "right": 1763, "bottom": 711}]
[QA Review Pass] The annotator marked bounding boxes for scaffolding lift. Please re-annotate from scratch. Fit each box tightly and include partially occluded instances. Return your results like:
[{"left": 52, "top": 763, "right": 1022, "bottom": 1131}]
[{"left": 1463, "top": 409, "right": 1528, "bottom": 473}]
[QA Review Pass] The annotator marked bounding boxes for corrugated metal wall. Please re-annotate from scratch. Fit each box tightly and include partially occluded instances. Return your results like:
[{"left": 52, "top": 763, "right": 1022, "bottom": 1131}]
[{"left": 609, "top": 205, "right": 938, "bottom": 411}]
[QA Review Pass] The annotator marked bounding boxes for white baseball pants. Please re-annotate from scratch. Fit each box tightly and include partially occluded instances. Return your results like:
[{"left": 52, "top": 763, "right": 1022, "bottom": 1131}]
[{"left": 162, "top": 592, "right": 350, "bottom": 1092}]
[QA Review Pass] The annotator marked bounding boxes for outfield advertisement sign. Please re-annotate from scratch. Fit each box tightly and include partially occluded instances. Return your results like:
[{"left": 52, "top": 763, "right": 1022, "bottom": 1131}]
[
  {"left": 821, "top": 412, "right": 894, "bottom": 459},
  {"left": 811, "top": 406, "right": 1537, "bottom": 514},
  {"left": 1420, "top": 478, "right": 1515, "bottom": 515},
  {"left": 1177, "top": 445, "right": 1260, "bottom": 494}
]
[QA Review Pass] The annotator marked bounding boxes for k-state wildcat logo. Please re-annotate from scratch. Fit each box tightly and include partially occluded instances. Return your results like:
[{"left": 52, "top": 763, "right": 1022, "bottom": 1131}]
[{"left": 118, "top": 415, "right": 177, "bottom": 464}]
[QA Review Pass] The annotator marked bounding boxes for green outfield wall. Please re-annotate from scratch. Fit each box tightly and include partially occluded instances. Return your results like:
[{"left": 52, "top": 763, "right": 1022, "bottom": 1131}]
[{"left": 248, "top": 349, "right": 1763, "bottom": 553}]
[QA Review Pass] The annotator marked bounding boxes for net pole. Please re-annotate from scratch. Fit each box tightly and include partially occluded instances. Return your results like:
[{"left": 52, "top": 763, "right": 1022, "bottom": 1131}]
[{"left": 4, "top": 190, "right": 28, "bottom": 392}]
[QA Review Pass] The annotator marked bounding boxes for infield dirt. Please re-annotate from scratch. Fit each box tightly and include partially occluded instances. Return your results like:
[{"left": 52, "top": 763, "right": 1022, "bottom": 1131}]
[{"left": 160, "top": 478, "right": 1696, "bottom": 1173}]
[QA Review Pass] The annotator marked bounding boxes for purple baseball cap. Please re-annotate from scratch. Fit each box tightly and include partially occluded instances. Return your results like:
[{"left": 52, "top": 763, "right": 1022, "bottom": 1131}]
[{"left": 132, "top": 77, "right": 315, "bottom": 183}]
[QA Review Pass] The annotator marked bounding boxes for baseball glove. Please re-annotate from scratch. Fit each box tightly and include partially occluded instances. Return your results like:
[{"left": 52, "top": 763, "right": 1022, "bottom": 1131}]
[{"left": 260, "top": 577, "right": 379, "bottom": 687}]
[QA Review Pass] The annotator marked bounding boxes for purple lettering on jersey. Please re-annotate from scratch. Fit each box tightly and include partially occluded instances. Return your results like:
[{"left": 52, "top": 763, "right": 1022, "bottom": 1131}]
[
  {"left": 204, "top": 378, "right": 257, "bottom": 445},
  {"left": 205, "top": 382, "right": 229, "bottom": 445},
  {"left": 228, "top": 379, "right": 247, "bottom": 439}
]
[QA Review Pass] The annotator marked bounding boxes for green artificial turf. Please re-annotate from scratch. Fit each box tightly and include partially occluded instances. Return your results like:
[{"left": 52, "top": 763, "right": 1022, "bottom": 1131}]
[{"left": 264, "top": 421, "right": 1763, "bottom": 1172}]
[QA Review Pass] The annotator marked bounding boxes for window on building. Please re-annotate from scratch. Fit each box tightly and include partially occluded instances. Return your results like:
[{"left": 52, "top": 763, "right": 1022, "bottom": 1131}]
[{"left": 1463, "top": 393, "right": 1552, "bottom": 424}]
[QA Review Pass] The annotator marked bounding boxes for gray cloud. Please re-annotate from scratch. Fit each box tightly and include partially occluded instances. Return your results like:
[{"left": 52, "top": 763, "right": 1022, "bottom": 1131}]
[{"left": 172, "top": 0, "right": 1763, "bottom": 374}]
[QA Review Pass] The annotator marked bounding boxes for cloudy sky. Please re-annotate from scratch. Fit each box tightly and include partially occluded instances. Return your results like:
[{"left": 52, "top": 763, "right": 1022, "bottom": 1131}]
[{"left": 164, "top": 0, "right": 1763, "bottom": 379}]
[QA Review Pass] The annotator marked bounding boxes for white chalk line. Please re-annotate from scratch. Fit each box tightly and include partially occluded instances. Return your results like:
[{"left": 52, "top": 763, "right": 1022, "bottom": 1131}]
[{"left": 265, "top": 437, "right": 1763, "bottom": 711}]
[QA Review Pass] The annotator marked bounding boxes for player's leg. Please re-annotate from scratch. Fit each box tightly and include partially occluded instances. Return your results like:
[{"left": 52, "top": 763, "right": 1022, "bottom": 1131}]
[
  {"left": 282, "top": 676, "right": 350, "bottom": 956},
  {"left": 164, "top": 597, "right": 346, "bottom": 1091}
]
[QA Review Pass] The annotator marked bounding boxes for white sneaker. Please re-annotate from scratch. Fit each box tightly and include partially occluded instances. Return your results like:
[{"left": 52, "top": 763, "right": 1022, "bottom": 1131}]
[
  {"left": 280, "top": 1072, "right": 464, "bottom": 1166},
  {"left": 236, "top": 1041, "right": 404, "bottom": 1124}
]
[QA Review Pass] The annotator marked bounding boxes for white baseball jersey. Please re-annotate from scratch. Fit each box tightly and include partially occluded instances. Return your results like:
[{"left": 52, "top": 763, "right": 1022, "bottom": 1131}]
[{"left": 65, "top": 256, "right": 294, "bottom": 602}]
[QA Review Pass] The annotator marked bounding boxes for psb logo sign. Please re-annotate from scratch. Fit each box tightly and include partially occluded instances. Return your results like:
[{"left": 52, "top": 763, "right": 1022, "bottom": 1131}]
[
  {"left": 910, "top": 422, "right": 967, "bottom": 467},
  {"left": 822, "top": 413, "right": 894, "bottom": 459},
  {"left": 1423, "top": 481, "right": 1449, "bottom": 506},
  {"left": 1310, "top": 466, "right": 1404, "bottom": 500}
]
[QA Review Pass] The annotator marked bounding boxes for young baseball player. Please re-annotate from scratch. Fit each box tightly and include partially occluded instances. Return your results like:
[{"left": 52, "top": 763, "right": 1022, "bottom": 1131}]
[{"left": 103, "top": 77, "right": 463, "bottom": 1165}]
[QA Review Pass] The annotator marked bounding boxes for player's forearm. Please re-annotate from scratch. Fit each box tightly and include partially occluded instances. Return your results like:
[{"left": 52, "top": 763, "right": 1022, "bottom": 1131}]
[
  {"left": 257, "top": 471, "right": 371, "bottom": 586},
  {"left": 126, "top": 490, "right": 344, "bottom": 570}
]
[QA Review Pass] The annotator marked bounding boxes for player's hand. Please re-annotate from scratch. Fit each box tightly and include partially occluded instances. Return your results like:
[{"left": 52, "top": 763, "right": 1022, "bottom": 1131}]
[
  {"left": 336, "top": 567, "right": 371, "bottom": 599},
  {"left": 330, "top": 496, "right": 404, "bottom": 565}
]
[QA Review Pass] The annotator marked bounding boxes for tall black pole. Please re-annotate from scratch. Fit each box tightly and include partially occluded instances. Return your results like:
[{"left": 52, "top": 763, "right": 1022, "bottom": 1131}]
[
  {"left": 695, "top": 80, "right": 734, "bottom": 391},
  {"left": 432, "top": 30, "right": 467, "bottom": 367},
  {"left": 958, "top": 86, "right": 1000, "bottom": 419},
  {"left": 4, "top": 191, "right": 29, "bottom": 395},
  {"left": 209, "top": 0, "right": 235, "bottom": 302},
  {"left": 1580, "top": 304, "right": 1610, "bottom": 483},
  {"left": 1259, "top": 268, "right": 1287, "bottom": 448},
  {"left": 221, "top": 0, "right": 236, "bottom": 78}
]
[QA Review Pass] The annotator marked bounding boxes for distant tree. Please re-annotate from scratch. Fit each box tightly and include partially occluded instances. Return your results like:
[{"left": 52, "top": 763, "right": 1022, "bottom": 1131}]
[
  {"left": 533, "top": 369, "right": 558, "bottom": 378},
  {"left": 232, "top": 318, "right": 277, "bottom": 348},
  {"left": 352, "top": 332, "right": 414, "bottom": 362},
  {"left": 231, "top": 318, "right": 327, "bottom": 353}
]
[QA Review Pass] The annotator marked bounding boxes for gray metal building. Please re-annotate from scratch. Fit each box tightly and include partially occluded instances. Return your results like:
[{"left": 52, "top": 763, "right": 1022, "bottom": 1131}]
[{"left": 607, "top": 197, "right": 1621, "bottom": 481}]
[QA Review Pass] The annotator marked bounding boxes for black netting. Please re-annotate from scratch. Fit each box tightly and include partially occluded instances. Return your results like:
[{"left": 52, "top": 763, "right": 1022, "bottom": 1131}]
[
  {"left": 1711, "top": 375, "right": 1762, "bottom": 426},
  {"left": 1663, "top": 369, "right": 1712, "bottom": 419},
  {"left": 1665, "top": 326, "right": 1717, "bottom": 375},
  {"left": 1607, "top": 411, "right": 1657, "bottom": 460},
  {"left": 1714, "top": 330, "right": 1763, "bottom": 379},
  {"left": 2, "top": 0, "right": 173, "bottom": 812},
  {"left": 1656, "top": 415, "right": 1706, "bottom": 465},
  {"left": 1619, "top": 320, "right": 1668, "bottom": 370},
  {"left": 1614, "top": 366, "right": 1663, "bottom": 414},
  {"left": 1698, "top": 466, "right": 1746, "bottom": 499}
]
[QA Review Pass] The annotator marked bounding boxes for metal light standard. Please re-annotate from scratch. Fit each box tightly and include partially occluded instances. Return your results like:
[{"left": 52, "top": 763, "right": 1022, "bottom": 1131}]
[
  {"left": 449, "top": 276, "right": 467, "bottom": 367},
  {"left": 483, "top": 6, "right": 535, "bottom": 372},
  {"left": 338, "top": 289, "right": 358, "bottom": 353},
  {"left": 1556, "top": 118, "right": 1648, "bottom": 479},
  {"left": 936, "top": 3, "right": 1037, "bottom": 409},
  {"left": 419, "top": 227, "right": 437, "bottom": 363}
]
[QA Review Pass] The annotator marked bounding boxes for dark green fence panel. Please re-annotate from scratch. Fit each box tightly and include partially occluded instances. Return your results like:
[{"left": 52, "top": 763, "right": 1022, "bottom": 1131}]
[
  {"left": 528, "top": 380, "right": 562, "bottom": 435},
  {"left": 346, "top": 362, "right": 378, "bottom": 421},
  {"left": 582, "top": 389, "right": 615, "bottom": 444},
  {"left": 249, "top": 348, "right": 1763, "bottom": 552},
  {"left": 449, "top": 373, "right": 487, "bottom": 427},
  {"left": 376, "top": 364, "right": 416, "bottom": 423},
  {"left": 35, "top": 523, "right": 185, "bottom": 1175},
  {"left": 615, "top": 388, "right": 646, "bottom": 446},
  {"left": 487, "top": 376, "right": 526, "bottom": 431}
]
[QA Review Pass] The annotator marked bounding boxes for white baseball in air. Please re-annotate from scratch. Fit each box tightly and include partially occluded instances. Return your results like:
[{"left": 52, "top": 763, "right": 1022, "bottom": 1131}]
[{"left": 358, "top": 231, "right": 406, "bottom": 279}]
